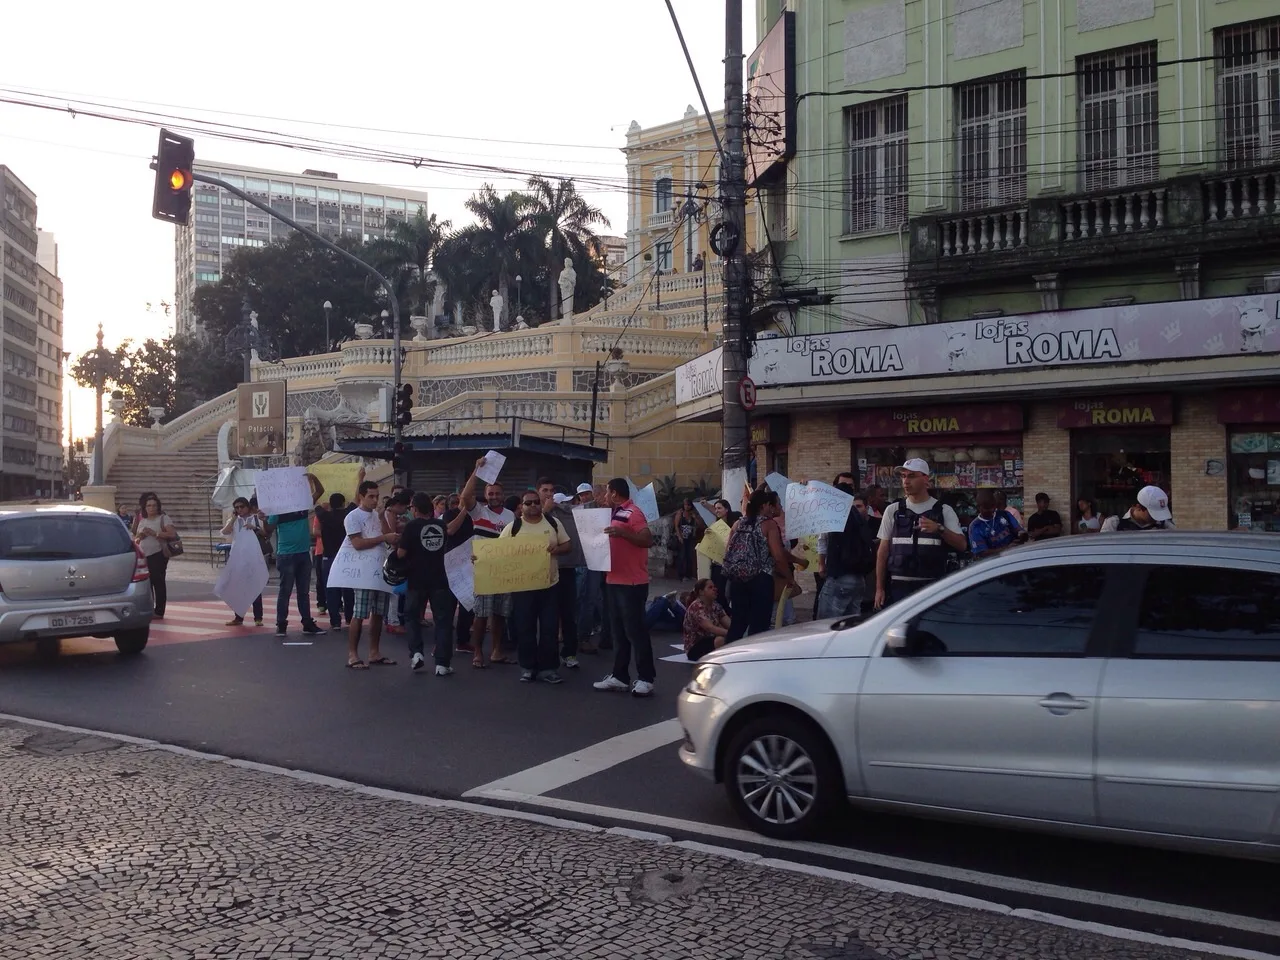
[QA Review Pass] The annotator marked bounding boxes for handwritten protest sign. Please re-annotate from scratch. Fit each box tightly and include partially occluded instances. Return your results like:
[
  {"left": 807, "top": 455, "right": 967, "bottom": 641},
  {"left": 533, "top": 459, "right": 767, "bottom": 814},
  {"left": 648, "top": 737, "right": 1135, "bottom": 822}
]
[
  {"left": 783, "top": 481, "right": 855, "bottom": 538},
  {"left": 624, "top": 478, "right": 659, "bottom": 523},
  {"left": 473, "top": 537, "right": 552, "bottom": 595},
  {"left": 722, "top": 466, "right": 748, "bottom": 505},
  {"left": 476, "top": 450, "right": 507, "bottom": 485},
  {"left": 445, "top": 542, "right": 475, "bottom": 611},
  {"left": 325, "top": 540, "right": 394, "bottom": 594},
  {"left": 696, "top": 519, "right": 731, "bottom": 564},
  {"left": 214, "top": 528, "right": 270, "bottom": 618},
  {"left": 574, "top": 507, "right": 613, "bottom": 572},
  {"left": 254, "top": 466, "right": 313, "bottom": 516},
  {"left": 306, "top": 463, "right": 361, "bottom": 501},
  {"left": 765, "top": 472, "right": 793, "bottom": 496},
  {"left": 692, "top": 501, "right": 716, "bottom": 526}
]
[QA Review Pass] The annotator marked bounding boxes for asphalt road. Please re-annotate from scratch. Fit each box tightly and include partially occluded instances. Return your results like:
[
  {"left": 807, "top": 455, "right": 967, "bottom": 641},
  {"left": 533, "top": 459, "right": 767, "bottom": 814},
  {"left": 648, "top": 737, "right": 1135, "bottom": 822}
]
[{"left": 0, "top": 587, "right": 1276, "bottom": 956}]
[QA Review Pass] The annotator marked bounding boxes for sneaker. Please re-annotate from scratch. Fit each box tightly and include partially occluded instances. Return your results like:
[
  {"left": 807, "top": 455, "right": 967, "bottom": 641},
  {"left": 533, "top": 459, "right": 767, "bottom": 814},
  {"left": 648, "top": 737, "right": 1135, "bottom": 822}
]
[
  {"left": 275, "top": 624, "right": 287, "bottom": 637},
  {"left": 631, "top": 679, "right": 655, "bottom": 698},
  {"left": 593, "top": 674, "right": 629, "bottom": 693},
  {"left": 301, "top": 622, "right": 326, "bottom": 636},
  {"left": 561, "top": 655, "right": 579, "bottom": 669},
  {"left": 410, "top": 652, "right": 425, "bottom": 671},
  {"left": 519, "top": 670, "right": 535, "bottom": 683},
  {"left": 224, "top": 617, "right": 245, "bottom": 627},
  {"left": 539, "top": 671, "right": 564, "bottom": 685},
  {"left": 254, "top": 619, "right": 264, "bottom": 627},
  {"left": 435, "top": 664, "right": 454, "bottom": 677}
]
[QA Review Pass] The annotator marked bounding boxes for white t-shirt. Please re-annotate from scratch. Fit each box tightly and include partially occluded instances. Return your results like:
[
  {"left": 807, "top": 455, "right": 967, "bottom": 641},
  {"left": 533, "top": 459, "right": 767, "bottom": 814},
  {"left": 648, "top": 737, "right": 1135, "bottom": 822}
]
[
  {"left": 876, "top": 497, "right": 963, "bottom": 542},
  {"left": 344, "top": 505, "right": 384, "bottom": 547},
  {"left": 469, "top": 503, "right": 515, "bottom": 539}
]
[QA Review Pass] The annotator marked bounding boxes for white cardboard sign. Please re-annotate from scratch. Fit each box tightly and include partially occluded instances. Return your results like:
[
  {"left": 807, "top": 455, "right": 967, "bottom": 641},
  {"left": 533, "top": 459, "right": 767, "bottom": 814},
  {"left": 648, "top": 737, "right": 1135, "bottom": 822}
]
[
  {"left": 444, "top": 542, "right": 475, "bottom": 612},
  {"left": 626, "top": 478, "right": 660, "bottom": 524},
  {"left": 574, "top": 507, "right": 613, "bottom": 572},
  {"left": 783, "top": 481, "right": 856, "bottom": 538},
  {"left": 692, "top": 501, "right": 716, "bottom": 526},
  {"left": 213, "top": 528, "right": 270, "bottom": 618},
  {"left": 325, "top": 540, "right": 394, "bottom": 594},
  {"left": 476, "top": 450, "right": 507, "bottom": 485},
  {"left": 254, "top": 466, "right": 313, "bottom": 516}
]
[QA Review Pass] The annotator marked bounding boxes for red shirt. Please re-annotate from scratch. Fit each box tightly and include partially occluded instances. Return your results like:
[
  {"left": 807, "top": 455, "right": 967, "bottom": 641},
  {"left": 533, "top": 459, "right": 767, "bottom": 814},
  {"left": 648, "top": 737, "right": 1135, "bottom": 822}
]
[{"left": 606, "top": 499, "right": 650, "bottom": 586}]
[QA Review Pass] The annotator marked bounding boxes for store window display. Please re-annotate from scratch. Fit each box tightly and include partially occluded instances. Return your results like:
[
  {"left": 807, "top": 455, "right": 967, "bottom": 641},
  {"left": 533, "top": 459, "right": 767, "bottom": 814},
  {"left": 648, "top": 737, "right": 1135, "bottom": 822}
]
[
  {"left": 858, "top": 444, "right": 1024, "bottom": 528},
  {"left": 1072, "top": 431, "right": 1171, "bottom": 525},
  {"left": 1227, "top": 430, "right": 1280, "bottom": 532}
]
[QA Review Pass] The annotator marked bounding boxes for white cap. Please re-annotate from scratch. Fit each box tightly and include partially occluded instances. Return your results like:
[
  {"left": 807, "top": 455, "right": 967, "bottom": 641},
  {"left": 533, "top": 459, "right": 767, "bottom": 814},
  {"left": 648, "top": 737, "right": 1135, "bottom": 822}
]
[
  {"left": 896, "top": 458, "right": 931, "bottom": 476},
  {"left": 1136, "top": 485, "right": 1172, "bottom": 522},
  {"left": 575, "top": 482, "right": 594, "bottom": 495},
  {"left": 553, "top": 492, "right": 572, "bottom": 504}
]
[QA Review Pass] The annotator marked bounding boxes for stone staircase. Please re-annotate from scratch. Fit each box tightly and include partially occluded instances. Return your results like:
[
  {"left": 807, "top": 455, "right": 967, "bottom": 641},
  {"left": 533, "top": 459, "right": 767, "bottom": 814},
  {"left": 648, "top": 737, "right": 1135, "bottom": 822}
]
[{"left": 107, "top": 434, "right": 224, "bottom": 558}]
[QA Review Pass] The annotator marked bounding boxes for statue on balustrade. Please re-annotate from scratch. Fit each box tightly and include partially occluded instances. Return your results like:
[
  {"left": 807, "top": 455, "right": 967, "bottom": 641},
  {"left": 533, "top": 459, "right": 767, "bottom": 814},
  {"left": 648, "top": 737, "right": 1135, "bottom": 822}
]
[
  {"left": 489, "top": 289, "right": 504, "bottom": 333},
  {"left": 557, "top": 257, "right": 577, "bottom": 322}
]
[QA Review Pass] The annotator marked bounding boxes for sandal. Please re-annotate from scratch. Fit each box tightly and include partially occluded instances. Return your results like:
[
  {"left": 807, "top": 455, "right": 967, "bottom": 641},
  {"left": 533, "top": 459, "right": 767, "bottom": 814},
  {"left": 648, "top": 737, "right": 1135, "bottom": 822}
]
[
  {"left": 471, "top": 655, "right": 487, "bottom": 669},
  {"left": 488, "top": 654, "right": 516, "bottom": 665},
  {"left": 368, "top": 656, "right": 397, "bottom": 666},
  {"left": 346, "top": 659, "right": 368, "bottom": 670}
]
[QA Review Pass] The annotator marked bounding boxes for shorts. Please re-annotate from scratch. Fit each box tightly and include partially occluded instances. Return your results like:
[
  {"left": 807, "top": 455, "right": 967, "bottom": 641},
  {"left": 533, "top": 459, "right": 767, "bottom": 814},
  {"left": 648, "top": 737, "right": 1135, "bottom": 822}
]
[
  {"left": 352, "top": 589, "right": 391, "bottom": 620},
  {"left": 473, "top": 592, "right": 512, "bottom": 618}
]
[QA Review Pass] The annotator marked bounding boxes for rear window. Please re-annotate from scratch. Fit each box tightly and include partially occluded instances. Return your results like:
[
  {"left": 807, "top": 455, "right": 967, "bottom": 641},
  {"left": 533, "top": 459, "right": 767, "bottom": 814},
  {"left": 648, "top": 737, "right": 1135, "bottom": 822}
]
[{"left": 0, "top": 515, "right": 134, "bottom": 560}]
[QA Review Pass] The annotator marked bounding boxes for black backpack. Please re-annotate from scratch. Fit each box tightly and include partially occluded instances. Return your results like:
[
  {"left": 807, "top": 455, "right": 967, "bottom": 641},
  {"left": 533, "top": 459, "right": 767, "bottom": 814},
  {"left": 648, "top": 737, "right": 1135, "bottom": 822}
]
[{"left": 510, "top": 513, "right": 558, "bottom": 537}]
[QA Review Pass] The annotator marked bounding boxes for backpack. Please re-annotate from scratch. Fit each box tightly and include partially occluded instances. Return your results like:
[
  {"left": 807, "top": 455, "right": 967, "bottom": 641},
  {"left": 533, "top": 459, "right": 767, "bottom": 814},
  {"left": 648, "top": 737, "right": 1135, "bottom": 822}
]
[
  {"left": 510, "top": 513, "right": 558, "bottom": 537},
  {"left": 721, "top": 516, "right": 774, "bottom": 581}
]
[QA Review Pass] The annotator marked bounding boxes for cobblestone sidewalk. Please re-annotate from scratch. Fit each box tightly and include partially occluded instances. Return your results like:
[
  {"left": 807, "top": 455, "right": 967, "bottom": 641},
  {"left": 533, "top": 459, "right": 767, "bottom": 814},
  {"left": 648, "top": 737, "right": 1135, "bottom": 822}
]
[{"left": 0, "top": 720, "right": 1221, "bottom": 960}]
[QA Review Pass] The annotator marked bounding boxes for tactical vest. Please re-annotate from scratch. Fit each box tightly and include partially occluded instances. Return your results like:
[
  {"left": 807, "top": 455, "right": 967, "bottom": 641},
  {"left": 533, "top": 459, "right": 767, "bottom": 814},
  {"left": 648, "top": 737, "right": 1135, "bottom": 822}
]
[{"left": 886, "top": 499, "right": 949, "bottom": 582}]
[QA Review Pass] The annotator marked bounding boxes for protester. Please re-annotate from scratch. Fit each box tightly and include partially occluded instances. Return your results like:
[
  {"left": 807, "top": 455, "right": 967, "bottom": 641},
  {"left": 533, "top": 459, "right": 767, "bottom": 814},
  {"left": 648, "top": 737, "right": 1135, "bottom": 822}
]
[
  {"left": 220, "top": 497, "right": 266, "bottom": 626},
  {"left": 574, "top": 482, "right": 604, "bottom": 654},
  {"left": 539, "top": 478, "right": 584, "bottom": 669},
  {"left": 501, "top": 489, "right": 572, "bottom": 684},
  {"left": 722, "top": 488, "right": 794, "bottom": 643},
  {"left": 705, "top": 497, "right": 740, "bottom": 616},
  {"left": 644, "top": 590, "right": 689, "bottom": 631},
  {"left": 873, "top": 459, "right": 966, "bottom": 609},
  {"left": 1100, "top": 486, "right": 1175, "bottom": 531},
  {"left": 445, "top": 492, "right": 476, "bottom": 652},
  {"left": 672, "top": 500, "right": 698, "bottom": 580},
  {"left": 265, "top": 475, "right": 326, "bottom": 638},
  {"left": 816, "top": 481, "right": 875, "bottom": 620},
  {"left": 343, "top": 480, "right": 400, "bottom": 669},
  {"left": 319, "top": 492, "right": 355, "bottom": 629},
  {"left": 682, "top": 579, "right": 730, "bottom": 660},
  {"left": 398, "top": 492, "right": 469, "bottom": 675},
  {"left": 593, "top": 478, "right": 656, "bottom": 697},
  {"left": 461, "top": 458, "right": 515, "bottom": 665},
  {"left": 382, "top": 492, "right": 411, "bottom": 635},
  {"left": 311, "top": 503, "right": 327, "bottom": 616},
  {"left": 133, "top": 494, "right": 177, "bottom": 619}
]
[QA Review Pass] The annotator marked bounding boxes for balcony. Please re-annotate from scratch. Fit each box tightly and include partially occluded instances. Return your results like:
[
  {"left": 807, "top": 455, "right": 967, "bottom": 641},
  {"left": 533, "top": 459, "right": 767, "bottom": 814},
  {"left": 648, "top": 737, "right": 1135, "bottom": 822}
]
[{"left": 908, "top": 165, "right": 1280, "bottom": 288}]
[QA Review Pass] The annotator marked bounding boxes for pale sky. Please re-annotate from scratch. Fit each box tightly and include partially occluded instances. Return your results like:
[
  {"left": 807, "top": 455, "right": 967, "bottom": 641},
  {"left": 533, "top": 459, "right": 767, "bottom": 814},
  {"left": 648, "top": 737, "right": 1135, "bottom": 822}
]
[{"left": 0, "top": 0, "right": 753, "bottom": 442}]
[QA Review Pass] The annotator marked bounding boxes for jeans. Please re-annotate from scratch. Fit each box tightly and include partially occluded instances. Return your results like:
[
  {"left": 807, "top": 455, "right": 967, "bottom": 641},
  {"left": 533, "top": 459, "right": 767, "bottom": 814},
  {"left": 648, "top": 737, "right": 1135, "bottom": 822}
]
[
  {"left": 407, "top": 587, "right": 457, "bottom": 666},
  {"left": 512, "top": 587, "right": 559, "bottom": 674},
  {"left": 888, "top": 578, "right": 935, "bottom": 606},
  {"left": 576, "top": 568, "right": 604, "bottom": 637},
  {"left": 725, "top": 573, "right": 774, "bottom": 644},
  {"left": 710, "top": 563, "right": 731, "bottom": 616},
  {"left": 816, "top": 573, "right": 866, "bottom": 620},
  {"left": 315, "top": 552, "right": 328, "bottom": 606},
  {"left": 607, "top": 582, "right": 654, "bottom": 685},
  {"left": 455, "top": 604, "right": 474, "bottom": 649},
  {"left": 145, "top": 553, "right": 168, "bottom": 617},
  {"left": 555, "top": 569, "right": 578, "bottom": 657},
  {"left": 644, "top": 596, "right": 686, "bottom": 632},
  {"left": 323, "top": 557, "right": 354, "bottom": 627},
  {"left": 676, "top": 537, "right": 696, "bottom": 579},
  {"left": 275, "top": 552, "right": 314, "bottom": 626}
]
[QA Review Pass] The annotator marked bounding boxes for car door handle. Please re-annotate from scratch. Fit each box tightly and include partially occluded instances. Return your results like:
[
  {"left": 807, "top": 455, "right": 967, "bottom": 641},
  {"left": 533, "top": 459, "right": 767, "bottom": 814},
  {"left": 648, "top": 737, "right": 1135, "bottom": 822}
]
[{"left": 1038, "top": 695, "right": 1089, "bottom": 712}]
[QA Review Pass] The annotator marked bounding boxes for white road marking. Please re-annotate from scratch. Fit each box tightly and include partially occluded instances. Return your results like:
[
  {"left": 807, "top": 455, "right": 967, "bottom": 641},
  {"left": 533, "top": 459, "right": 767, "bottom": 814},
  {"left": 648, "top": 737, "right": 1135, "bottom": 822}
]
[
  {"left": 462, "top": 719, "right": 684, "bottom": 798},
  {"left": 465, "top": 787, "right": 1280, "bottom": 943},
  {"left": 0, "top": 711, "right": 1274, "bottom": 960}
]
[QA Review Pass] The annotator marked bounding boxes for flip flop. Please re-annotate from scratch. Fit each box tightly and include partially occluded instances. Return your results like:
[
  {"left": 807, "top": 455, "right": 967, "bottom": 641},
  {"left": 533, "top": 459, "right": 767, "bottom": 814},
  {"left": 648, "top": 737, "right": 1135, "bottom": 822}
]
[
  {"left": 489, "top": 654, "right": 516, "bottom": 665},
  {"left": 368, "top": 656, "right": 397, "bottom": 666},
  {"left": 471, "top": 656, "right": 487, "bottom": 669},
  {"left": 346, "top": 659, "right": 368, "bottom": 670}
]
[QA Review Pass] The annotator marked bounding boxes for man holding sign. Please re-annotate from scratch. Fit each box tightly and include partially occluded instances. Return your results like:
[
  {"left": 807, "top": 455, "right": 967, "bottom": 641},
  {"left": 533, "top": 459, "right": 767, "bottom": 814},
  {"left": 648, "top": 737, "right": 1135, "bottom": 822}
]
[
  {"left": 500, "top": 491, "right": 572, "bottom": 683},
  {"left": 342, "top": 481, "right": 401, "bottom": 669},
  {"left": 593, "top": 479, "right": 656, "bottom": 698}
]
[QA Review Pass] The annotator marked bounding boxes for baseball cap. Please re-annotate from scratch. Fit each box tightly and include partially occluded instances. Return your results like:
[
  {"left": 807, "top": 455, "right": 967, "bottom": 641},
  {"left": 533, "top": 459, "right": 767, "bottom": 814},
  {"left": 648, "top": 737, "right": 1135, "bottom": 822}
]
[
  {"left": 1136, "top": 485, "right": 1172, "bottom": 522},
  {"left": 575, "top": 482, "right": 594, "bottom": 495},
  {"left": 895, "top": 458, "right": 931, "bottom": 476},
  {"left": 553, "top": 492, "right": 572, "bottom": 504}
]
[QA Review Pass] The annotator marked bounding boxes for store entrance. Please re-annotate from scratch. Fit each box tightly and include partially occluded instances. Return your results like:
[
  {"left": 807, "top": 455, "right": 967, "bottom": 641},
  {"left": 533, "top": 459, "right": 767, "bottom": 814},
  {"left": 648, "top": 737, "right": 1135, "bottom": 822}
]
[{"left": 1072, "top": 430, "right": 1171, "bottom": 524}]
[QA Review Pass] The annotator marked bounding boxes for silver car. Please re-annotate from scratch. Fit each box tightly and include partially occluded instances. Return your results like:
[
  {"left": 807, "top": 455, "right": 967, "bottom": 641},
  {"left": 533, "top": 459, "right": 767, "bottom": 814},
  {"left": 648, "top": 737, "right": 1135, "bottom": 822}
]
[
  {"left": 0, "top": 504, "right": 154, "bottom": 656},
  {"left": 677, "top": 532, "right": 1280, "bottom": 861}
]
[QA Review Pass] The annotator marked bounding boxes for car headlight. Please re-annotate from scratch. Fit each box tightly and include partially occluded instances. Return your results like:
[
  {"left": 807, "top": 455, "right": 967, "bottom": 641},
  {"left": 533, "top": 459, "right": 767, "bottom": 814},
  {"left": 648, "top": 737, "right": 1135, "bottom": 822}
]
[{"left": 687, "top": 663, "right": 725, "bottom": 695}]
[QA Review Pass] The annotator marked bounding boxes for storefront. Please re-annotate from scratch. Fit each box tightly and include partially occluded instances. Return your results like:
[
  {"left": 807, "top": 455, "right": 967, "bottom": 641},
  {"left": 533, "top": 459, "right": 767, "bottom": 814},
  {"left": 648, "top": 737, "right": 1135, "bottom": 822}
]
[
  {"left": 1218, "top": 387, "right": 1280, "bottom": 532},
  {"left": 839, "top": 402, "right": 1024, "bottom": 526},
  {"left": 750, "top": 415, "right": 790, "bottom": 481},
  {"left": 1060, "top": 394, "right": 1174, "bottom": 524}
]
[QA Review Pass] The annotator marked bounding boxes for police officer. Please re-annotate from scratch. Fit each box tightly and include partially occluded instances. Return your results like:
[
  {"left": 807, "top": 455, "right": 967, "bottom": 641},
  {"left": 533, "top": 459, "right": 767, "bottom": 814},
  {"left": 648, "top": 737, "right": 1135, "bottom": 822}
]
[{"left": 873, "top": 459, "right": 967, "bottom": 609}]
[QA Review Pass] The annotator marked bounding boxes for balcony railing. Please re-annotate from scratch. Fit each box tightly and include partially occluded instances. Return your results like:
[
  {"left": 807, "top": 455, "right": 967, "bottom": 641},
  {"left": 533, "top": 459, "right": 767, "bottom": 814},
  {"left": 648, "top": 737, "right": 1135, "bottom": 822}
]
[
  {"left": 1061, "top": 187, "right": 1166, "bottom": 240},
  {"left": 1203, "top": 169, "right": 1280, "bottom": 221},
  {"left": 938, "top": 207, "right": 1029, "bottom": 256}
]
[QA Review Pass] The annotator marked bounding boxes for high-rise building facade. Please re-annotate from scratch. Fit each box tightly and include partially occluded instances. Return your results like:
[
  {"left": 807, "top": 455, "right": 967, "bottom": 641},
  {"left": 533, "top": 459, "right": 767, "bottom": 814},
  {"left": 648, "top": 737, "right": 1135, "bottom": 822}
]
[
  {"left": 174, "top": 163, "right": 429, "bottom": 336},
  {"left": 35, "top": 230, "right": 64, "bottom": 498}
]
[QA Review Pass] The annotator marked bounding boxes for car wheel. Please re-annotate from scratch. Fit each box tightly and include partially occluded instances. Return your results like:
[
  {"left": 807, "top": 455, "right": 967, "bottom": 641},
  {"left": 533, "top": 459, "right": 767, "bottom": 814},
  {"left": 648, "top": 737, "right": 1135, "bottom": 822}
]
[
  {"left": 114, "top": 628, "right": 149, "bottom": 656},
  {"left": 35, "top": 637, "right": 60, "bottom": 661},
  {"left": 722, "top": 713, "right": 841, "bottom": 840}
]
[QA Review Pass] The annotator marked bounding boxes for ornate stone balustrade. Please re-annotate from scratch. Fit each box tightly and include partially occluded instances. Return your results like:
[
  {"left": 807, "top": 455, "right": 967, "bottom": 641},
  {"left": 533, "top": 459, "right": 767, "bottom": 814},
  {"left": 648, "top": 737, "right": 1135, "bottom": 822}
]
[
  {"left": 100, "top": 389, "right": 237, "bottom": 478},
  {"left": 255, "top": 355, "right": 343, "bottom": 382},
  {"left": 580, "top": 332, "right": 705, "bottom": 359},
  {"left": 624, "top": 373, "right": 677, "bottom": 422},
  {"left": 422, "top": 333, "right": 553, "bottom": 364}
]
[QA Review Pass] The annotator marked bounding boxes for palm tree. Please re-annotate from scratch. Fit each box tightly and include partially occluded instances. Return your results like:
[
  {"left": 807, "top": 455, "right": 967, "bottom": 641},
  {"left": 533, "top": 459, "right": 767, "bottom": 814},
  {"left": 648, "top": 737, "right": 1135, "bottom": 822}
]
[
  {"left": 525, "top": 176, "right": 610, "bottom": 320},
  {"left": 436, "top": 185, "right": 534, "bottom": 328},
  {"left": 366, "top": 209, "right": 451, "bottom": 320}
]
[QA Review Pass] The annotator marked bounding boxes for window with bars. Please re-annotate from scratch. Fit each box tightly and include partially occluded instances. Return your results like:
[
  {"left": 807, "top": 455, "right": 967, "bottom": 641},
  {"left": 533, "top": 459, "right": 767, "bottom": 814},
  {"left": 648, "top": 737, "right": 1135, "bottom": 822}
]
[
  {"left": 1216, "top": 18, "right": 1280, "bottom": 168},
  {"left": 845, "top": 96, "right": 908, "bottom": 233},
  {"left": 955, "top": 72, "right": 1027, "bottom": 210},
  {"left": 1078, "top": 44, "right": 1159, "bottom": 190}
]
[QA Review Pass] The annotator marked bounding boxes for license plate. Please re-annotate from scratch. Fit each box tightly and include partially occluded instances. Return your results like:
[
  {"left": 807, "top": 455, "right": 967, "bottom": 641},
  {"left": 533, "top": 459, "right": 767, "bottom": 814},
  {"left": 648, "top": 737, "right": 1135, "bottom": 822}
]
[{"left": 49, "top": 612, "right": 98, "bottom": 629}]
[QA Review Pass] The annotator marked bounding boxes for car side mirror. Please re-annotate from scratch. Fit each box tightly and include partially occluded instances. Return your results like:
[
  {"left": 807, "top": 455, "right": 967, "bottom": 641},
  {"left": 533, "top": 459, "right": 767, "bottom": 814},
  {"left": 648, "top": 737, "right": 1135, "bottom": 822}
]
[{"left": 884, "top": 623, "right": 915, "bottom": 656}]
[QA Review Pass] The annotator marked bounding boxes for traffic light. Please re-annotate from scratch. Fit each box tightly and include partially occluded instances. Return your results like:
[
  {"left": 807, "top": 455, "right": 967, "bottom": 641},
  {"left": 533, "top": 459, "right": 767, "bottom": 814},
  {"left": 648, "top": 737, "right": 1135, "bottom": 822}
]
[
  {"left": 151, "top": 129, "right": 194, "bottom": 226},
  {"left": 392, "top": 441, "right": 406, "bottom": 473},
  {"left": 394, "top": 382, "right": 414, "bottom": 427}
]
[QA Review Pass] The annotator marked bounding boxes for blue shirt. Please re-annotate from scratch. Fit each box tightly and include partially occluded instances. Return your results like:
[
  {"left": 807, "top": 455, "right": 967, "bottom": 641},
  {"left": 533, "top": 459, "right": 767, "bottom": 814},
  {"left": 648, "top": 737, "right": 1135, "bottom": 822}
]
[
  {"left": 268, "top": 512, "right": 312, "bottom": 555},
  {"left": 968, "top": 510, "right": 1020, "bottom": 557}
]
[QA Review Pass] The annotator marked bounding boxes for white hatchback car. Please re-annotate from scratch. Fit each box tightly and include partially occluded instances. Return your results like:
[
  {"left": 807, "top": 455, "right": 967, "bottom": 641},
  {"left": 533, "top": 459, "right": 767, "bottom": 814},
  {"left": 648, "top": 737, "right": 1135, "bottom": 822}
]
[{"left": 677, "top": 532, "right": 1280, "bottom": 861}]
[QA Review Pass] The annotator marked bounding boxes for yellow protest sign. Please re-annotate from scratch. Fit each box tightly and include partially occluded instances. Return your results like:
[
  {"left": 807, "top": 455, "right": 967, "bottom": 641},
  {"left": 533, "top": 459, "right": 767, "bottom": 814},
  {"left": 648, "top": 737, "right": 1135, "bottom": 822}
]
[
  {"left": 473, "top": 537, "right": 552, "bottom": 595},
  {"left": 695, "top": 519, "right": 731, "bottom": 565},
  {"left": 307, "top": 464, "right": 362, "bottom": 502}
]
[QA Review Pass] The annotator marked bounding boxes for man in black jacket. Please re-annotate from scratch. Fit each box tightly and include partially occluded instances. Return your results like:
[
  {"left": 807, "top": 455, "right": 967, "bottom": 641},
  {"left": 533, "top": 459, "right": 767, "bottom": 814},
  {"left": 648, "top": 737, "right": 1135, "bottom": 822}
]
[
  {"left": 319, "top": 492, "right": 355, "bottom": 629},
  {"left": 816, "top": 482, "right": 875, "bottom": 620}
]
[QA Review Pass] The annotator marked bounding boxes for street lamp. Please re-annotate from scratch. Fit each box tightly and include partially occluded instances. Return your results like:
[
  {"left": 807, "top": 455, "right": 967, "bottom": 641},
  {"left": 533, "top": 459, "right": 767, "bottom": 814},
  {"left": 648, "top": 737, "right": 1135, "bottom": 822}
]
[
  {"left": 323, "top": 300, "right": 332, "bottom": 351},
  {"left": 380, "top": 308, "right": 390, "bottom": 339},
  {"left": 515, "top": 274, "right": 522, "bottom": 320}
]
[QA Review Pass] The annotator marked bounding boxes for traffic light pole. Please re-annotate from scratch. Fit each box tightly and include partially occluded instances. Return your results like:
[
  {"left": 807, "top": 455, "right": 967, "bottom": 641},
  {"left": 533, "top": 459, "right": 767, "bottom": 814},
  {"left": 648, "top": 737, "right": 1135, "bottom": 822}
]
[
  {"left": 721, "top": 0, "right": 751, "bottom": 493},
  {"left": 191, "top": 173, "right": 404, "bottom": 483}
]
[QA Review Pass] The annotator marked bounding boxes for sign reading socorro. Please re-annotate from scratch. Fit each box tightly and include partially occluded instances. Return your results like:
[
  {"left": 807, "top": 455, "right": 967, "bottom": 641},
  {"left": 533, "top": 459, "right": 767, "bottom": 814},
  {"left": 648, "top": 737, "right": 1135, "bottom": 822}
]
[{"left": 746, "top": 293, "right": 1280, "bottom": 387}]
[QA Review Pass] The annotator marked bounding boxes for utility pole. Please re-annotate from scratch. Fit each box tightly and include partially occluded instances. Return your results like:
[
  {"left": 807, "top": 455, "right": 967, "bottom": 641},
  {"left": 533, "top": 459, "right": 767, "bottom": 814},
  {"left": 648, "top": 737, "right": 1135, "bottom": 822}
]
[{"left": 721, "top": 0, "right": 751, "bottom": 491}]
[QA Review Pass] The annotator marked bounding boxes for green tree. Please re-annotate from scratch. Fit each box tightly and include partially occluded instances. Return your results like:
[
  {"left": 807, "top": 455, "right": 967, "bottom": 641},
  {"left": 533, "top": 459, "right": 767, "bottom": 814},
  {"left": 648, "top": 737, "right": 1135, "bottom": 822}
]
[
  {"left": 436, "top": 185, "right": 535, "bottom": 328},
  {"left": 71, "top": 338, "right": 177, "bottom": 428},
  {"left": 366, "top": 209, "right": 451, "bottom": 321},
  {"left": 525, "top": 176, "right": 609, "bottom": 320}
]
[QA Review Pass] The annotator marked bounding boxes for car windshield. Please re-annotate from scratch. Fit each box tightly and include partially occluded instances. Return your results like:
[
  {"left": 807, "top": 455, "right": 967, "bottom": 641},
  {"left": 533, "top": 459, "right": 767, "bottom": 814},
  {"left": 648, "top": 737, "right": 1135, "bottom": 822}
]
[{"left": 0, "top": 516, "right": 134, "bottom": 560}]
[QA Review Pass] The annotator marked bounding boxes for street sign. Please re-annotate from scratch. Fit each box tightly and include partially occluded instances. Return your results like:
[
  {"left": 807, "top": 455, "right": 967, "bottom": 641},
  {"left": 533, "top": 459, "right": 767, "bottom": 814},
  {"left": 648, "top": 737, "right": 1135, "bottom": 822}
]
[
  {"left": 738, "top": 376, "right": 757, "bottom": 412},
  {"left": 236, "top": 381, "right": 287, "bottom": 457}
]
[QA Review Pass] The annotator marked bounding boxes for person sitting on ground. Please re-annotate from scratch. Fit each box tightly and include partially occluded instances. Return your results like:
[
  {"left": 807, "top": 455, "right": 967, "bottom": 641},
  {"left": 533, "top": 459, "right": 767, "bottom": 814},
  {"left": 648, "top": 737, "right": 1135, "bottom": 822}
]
[
  {"left": 644, "top": 589, "right": 692, "bottom": 632},
  {"left": 682, "top": 578, "right": 730, "bottom": 660}
]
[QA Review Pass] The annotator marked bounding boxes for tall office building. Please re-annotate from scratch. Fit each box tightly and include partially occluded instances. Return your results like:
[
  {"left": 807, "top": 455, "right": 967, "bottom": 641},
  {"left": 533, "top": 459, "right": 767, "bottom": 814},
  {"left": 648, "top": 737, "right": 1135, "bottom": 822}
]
[
  {"left": 175, "top": 163, "right": 430, "bottom": 336},
  {"left": 2, "top": 165, "right": 62, "bottom": 499}
]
